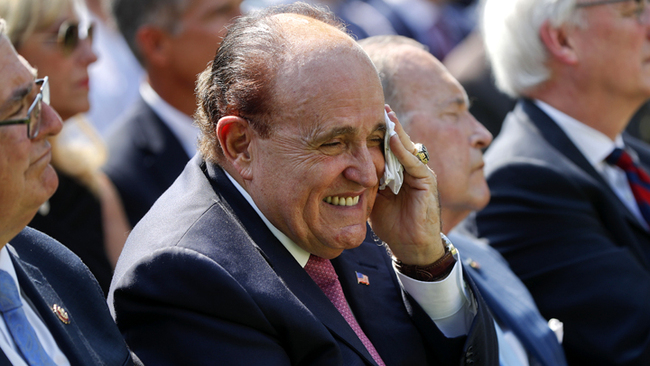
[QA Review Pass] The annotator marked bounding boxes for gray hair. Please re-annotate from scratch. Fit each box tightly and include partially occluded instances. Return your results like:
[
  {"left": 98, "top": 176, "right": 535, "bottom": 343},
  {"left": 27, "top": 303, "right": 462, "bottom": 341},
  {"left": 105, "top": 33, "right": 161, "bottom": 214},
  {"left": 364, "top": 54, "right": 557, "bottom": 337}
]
[
  {"left": 195, "top": 1, "right": 347, "bottom": 164},
  {"left": 358, "top": 35, "right": 427, "bottom": 125},
  {"left": 111, "top": 0, "right": 189, "bottom": 65},
  {"left": 482, "top": 0, "right": 582, "bottom": 97}
]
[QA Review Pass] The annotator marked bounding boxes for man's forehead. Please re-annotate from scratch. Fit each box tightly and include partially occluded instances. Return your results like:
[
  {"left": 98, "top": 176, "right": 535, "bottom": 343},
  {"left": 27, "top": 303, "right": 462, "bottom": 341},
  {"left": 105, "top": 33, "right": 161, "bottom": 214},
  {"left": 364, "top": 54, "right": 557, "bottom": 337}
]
[{"left": 0, "top": 36, "right": 36, "bottom": 113}]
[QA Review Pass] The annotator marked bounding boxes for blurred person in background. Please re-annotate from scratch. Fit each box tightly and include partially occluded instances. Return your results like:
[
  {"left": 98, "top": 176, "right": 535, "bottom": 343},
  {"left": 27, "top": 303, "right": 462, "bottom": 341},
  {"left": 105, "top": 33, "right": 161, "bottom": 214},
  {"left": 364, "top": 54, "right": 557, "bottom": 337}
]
[
  {"left": 0, "top": 19, "right": 138, "bottom": 365},
  {"left": 361, "top": 34, "right": 567, "bottom": 366},
  {"left": 475, "top": 0, "right": 650, "bottom": 363},
  {"left": 84, "top": 0, "right": 144, "bottom": 135},
  {"left": 104, "top": 0, "right": 243, "bottom": 227},
  {"left": 0, "top": 0, "right": 131, "bottom": 296}
]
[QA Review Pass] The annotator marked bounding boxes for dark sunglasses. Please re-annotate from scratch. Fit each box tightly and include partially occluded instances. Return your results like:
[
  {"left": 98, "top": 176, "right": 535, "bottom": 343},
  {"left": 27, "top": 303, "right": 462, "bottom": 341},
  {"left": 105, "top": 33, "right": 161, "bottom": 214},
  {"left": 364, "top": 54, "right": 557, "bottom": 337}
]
[{"left": 57, "top": 20, "right": 94, "bottom": 56}]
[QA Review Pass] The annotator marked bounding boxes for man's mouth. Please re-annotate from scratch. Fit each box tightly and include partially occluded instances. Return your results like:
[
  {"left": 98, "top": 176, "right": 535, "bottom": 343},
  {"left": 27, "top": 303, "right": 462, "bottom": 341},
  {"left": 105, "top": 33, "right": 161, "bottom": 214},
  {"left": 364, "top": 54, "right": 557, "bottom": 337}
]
[{"left": 323, "top": 195, "right": 360, "bottom": 206}]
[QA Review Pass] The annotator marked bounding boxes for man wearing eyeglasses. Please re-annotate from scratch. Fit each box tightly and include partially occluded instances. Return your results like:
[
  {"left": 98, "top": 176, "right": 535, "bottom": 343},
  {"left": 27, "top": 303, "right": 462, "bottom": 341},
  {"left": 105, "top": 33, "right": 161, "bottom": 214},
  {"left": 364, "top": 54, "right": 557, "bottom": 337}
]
[
  {"left": 103, "top": 0, "right": 243, "bottom": 227},
  {"left": 472, "top": 0, "right": 650, "bottom": 364},
  {"left": 0, "top": 21, "right": 138, "bottom": 365}
]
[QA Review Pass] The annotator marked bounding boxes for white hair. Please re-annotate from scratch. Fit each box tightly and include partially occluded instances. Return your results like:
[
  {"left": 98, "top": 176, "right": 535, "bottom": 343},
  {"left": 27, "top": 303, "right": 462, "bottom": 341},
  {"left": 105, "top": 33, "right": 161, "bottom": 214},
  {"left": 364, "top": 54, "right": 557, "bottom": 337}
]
[{"left": 481, "top": 0, "right": 582, "bottom": 97}]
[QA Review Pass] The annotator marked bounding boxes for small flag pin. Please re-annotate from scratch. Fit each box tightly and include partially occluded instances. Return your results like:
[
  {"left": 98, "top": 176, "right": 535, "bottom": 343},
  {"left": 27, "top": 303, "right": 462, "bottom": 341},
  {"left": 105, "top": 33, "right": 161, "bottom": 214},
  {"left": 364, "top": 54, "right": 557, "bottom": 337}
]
[{"left": 355, "top": 271, "right": 370, "bottom": 286}]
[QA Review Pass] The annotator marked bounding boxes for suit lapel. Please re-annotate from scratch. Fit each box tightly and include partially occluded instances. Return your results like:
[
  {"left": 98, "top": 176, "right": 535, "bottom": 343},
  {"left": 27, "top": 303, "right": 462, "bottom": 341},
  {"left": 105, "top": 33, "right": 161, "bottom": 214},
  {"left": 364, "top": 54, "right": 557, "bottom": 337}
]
[
  {"left": 520, "top": 100, "right": 650, "bottom": 265},
  {"left": 206, "top": 164, "right": 377, "bottom": 365},
  {"left": 7, "top": 247, "right": 94, "bottom": 366},
  {"left": 134, "top": 100, "right": 191, "bottom": 192},
  {"left": 449, "top": 230, "right": 567, "bottom": 366},
  {"left": 521, "top": 100, "right": 649, "bottom": 231}
]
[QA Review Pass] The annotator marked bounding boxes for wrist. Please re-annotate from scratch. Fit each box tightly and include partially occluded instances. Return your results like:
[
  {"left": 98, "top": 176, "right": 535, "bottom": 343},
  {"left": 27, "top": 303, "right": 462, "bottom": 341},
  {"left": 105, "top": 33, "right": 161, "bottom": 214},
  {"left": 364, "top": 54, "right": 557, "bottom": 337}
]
[{"left": 393, "top": 233, "right": 458, "bottom": 281}]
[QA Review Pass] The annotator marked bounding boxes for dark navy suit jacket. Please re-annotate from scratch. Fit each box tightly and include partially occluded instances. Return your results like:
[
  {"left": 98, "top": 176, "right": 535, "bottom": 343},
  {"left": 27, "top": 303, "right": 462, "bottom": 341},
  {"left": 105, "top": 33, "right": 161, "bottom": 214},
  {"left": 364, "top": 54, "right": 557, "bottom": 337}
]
[
  {"left": 448, "top": 227, "right": 567, "bottom": 366},
  {"left": 108, "top": 155, "right": 498, "bottom": 365},
  {"left": 103, "top": 97, "right": 190, "bottom": 227},
  {"left": 0, "top": 227, "right": 135, "bottom": 366},
  {"left": 475, "top": 99, "right": 650, "bottom": 365}
]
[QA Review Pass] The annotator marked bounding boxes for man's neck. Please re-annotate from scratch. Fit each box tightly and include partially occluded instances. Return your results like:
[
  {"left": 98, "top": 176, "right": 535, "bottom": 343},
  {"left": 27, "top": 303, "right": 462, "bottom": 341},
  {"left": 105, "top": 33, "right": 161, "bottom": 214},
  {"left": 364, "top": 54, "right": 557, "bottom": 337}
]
[
  {"left": 530, "top": 82, "right": 645, "bottom": 141},
  {"left": 146, "top": 74, "right": 196, "bottom": 117}
]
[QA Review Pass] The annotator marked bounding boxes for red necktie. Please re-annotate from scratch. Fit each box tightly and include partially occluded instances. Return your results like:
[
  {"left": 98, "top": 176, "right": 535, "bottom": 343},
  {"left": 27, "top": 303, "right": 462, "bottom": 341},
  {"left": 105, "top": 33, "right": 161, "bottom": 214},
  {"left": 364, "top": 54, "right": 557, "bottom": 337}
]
[
  {"left": 606, "top": 147, "right": 650, "bottom": 227},
  {"left": 304, "top": 255, "right": 386, "bottom": 366}
]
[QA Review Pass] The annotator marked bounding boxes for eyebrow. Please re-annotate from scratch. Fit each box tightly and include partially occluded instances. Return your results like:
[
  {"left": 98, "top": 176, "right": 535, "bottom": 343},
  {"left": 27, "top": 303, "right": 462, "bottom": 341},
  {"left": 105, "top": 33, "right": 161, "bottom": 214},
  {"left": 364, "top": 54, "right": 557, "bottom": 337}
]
[
  {"left": 0, "top": 82, "right": 33, "bottom": 119},
  {"left": 309, "top": 122, "right": 386, "bottom": 143}
]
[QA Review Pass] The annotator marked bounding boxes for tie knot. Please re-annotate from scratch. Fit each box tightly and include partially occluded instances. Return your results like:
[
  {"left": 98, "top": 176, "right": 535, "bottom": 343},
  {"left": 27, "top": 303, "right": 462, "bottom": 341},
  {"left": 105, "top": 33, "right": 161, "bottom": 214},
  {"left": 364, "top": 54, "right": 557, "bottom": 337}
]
[
  {"left": 606, "top": 148, "right": 634, "bottom": 170},
  {"left": 304, "top": 254, "right": 338, "bottom": 289},
  {"left": 0, "top": 270, "right": 22, "bottom": 312}
]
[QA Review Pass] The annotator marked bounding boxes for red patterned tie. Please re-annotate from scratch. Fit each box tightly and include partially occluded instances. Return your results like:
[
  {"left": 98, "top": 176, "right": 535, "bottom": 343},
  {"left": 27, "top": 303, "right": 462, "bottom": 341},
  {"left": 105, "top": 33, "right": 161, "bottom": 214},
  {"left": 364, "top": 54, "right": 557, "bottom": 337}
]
[
  {"left": 304, "top": 255, "right": 386, "bottom": 366},
  {"left": 606, "top": 147, "right": 650, "bottom": 226}
]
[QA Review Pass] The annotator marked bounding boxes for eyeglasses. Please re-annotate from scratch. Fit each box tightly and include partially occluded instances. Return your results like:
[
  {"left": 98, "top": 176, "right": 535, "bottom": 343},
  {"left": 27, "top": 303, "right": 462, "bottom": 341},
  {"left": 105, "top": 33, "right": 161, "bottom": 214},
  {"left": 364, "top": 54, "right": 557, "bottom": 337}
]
[
  {"left": 0, "top": 77, "right": 50, "bottom": 139},
  {"left": 576, "top": 0, "right": 650, "bottom": 23},
  {"left": 56, "top": 20, "right": 94, "bottom": 56}
]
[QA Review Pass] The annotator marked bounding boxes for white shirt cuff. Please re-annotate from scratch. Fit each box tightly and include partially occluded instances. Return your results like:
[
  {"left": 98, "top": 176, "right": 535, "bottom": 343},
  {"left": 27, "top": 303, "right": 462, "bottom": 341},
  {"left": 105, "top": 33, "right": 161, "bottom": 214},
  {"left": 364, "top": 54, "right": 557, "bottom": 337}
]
[{"left": 394, "top": 258, "right": 477, "bottom": 338}]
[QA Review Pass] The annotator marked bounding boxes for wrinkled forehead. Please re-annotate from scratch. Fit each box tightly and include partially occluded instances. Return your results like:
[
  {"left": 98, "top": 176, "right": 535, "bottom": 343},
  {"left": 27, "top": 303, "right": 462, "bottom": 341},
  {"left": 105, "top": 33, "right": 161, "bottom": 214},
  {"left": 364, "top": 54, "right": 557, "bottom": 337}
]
[
  {"left": 273, "top": 17, "right": 383, "bottom": 110},
  {"left": 0, "top": 36, "right": 36, "bottom": 103}
]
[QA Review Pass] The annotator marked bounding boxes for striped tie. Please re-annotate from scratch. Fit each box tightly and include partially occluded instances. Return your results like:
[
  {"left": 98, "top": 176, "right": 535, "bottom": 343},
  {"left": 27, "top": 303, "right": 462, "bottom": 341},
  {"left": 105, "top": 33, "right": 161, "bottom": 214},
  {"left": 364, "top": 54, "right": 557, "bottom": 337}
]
[
  {"left": 304, "top": 255, "right": 386, "bottom": 366},
  {"left": 606, "top": 147, "right": 650, "bottom": 226}
]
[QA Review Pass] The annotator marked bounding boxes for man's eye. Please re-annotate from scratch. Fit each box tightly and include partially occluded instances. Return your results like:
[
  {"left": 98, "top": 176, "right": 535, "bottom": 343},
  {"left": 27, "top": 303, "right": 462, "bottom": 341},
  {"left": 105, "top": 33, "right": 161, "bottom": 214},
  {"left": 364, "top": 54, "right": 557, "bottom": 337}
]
[{"left": 322, "top": 141, "right": 342, "bottom": 147}]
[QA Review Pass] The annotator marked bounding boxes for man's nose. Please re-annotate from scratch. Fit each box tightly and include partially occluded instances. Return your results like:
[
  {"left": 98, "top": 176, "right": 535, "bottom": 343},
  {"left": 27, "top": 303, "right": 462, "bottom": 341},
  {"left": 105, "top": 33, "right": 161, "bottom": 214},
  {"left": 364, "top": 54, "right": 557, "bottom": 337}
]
[
  {"left": 343, "top": 146, "right": 380, "bottom": 188},
  {"left": 470, "top": 115, "right": 493, "bottom": 150},
  {"left": 36, "top": 104, "right": 63, "bottom": 139}
]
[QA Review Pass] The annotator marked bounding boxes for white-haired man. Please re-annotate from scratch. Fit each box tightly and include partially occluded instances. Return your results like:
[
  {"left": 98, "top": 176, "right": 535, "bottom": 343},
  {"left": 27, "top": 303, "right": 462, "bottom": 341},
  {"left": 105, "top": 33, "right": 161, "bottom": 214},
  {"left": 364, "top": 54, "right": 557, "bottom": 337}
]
[{"left": 474, "top": 0, "right": 650, "bottom": 364}]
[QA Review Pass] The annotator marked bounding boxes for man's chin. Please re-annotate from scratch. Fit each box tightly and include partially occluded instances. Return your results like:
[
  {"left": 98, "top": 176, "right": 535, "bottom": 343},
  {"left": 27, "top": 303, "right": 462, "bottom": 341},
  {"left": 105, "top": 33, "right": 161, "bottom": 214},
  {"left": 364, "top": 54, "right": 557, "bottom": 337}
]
[{"left": 330, "top": 224, "right": 368, "bottom": 249}]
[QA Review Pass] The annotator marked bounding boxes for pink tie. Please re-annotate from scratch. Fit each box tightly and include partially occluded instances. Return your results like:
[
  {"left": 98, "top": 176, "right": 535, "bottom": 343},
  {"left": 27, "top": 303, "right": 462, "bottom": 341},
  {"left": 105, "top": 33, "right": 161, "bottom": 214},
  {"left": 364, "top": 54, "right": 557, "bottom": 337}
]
[{"left": 304, "top": 254, "right": 386, "bottom": 366}]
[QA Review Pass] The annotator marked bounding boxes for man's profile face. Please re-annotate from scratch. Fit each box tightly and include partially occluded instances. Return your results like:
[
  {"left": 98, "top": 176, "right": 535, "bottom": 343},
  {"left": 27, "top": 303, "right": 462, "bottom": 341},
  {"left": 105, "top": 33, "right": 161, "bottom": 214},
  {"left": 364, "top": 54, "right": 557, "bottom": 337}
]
[
  {"left": 570, "top": 2, "right": 650, "bottom": 103},
  {"left": 398, "top": 48, "right": 491, "bottom": 227},
  {"left": 0, "top": 35, "right": 61, "bottom": 237},
  {"left": 246, "top": 41, "right": 386, "bottom": 259}
]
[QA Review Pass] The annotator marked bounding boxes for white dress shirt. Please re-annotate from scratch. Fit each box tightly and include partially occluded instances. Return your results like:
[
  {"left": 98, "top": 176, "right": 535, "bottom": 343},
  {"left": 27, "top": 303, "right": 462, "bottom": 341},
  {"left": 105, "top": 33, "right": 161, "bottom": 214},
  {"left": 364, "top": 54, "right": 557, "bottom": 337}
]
[
  {"left": 225, "top": 172, "right": 476, "bottom": 338},
  {"left": 140, "top": 82, "right": 200, "bottom": 159},
  {"left": 0, "top": 246, "right": 70, "bottom": 366},
  {"left": 535, "top": 100, "right": 647, "bottom": 228}
]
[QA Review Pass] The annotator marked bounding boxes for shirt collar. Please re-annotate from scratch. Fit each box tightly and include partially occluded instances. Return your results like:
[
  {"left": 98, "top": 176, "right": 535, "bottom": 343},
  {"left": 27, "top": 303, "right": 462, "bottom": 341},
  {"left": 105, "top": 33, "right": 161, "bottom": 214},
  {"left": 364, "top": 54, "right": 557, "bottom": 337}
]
[
  {"left": 0, "top": 246, "right": 20, "bottom": 293},
  {"left": 140, "top": 82, "right": 199, "bottom": 158},
  {"left": 224, "top": 171, "right": 311, "bottom": 267},
  {"left": 534, "top": 100, "right": 624, "bottom": 167}
]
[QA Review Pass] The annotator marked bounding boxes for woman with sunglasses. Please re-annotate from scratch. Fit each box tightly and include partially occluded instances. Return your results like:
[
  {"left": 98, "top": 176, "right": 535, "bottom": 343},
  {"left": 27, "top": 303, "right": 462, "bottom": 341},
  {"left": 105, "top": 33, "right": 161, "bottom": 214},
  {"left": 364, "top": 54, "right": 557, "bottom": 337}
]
[{"left": 0, "top": 0, "right": 131, "bottom": 296}]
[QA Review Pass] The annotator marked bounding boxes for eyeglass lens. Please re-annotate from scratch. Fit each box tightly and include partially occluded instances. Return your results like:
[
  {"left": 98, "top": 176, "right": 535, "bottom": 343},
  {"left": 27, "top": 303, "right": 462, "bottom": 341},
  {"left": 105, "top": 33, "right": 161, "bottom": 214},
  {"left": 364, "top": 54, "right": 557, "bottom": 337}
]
[{"left": 28, "top": 78, "right": 49, "bottom": 139}]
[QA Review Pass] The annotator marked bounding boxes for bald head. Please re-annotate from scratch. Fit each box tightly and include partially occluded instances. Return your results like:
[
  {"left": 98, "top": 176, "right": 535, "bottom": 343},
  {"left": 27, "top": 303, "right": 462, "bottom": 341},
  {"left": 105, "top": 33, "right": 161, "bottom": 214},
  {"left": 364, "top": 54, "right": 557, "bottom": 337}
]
[{"left": 195, "top": 2, "right": 380, "bottom": 164}]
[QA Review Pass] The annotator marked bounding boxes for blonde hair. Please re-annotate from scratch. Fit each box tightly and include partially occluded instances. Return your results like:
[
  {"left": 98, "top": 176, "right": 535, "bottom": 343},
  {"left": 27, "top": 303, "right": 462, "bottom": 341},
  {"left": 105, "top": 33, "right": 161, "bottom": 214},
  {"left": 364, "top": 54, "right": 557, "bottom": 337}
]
[
  {"left": 0, "top": 0, "right": 77, "bottom": 48},
  {"left": 1, "top": 0, "right": 106, "bottom": 195},
  {"left": 51, "top": 116, "right": 108, "bottom": 195}
]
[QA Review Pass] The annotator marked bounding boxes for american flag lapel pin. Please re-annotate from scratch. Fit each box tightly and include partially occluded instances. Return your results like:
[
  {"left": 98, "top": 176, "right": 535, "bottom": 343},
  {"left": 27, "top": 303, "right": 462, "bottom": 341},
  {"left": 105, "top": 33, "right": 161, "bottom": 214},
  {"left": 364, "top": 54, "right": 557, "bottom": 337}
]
[{"left": 355, "top": 271, "right": 370, "bottom": 286}]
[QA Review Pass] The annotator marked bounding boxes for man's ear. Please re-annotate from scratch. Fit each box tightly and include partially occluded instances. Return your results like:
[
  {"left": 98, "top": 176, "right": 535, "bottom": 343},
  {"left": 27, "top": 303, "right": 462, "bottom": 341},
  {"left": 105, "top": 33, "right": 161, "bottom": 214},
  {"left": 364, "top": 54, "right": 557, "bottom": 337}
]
[
  {"left": 135, "top": 26, "right": 171, "bottom": 67},
  {"left": 217, "top": 116, "right": 254, "bottom": 180},
  {"left": 539, "top": 20, "right": 579, "bottom": 65}
]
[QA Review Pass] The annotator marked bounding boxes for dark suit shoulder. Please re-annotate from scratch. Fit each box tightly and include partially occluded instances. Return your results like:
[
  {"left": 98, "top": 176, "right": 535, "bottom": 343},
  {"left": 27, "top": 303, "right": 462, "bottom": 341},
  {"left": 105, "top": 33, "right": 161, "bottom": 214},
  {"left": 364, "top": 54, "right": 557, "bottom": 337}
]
[
  {"left": 102, "top": 98, "right": 190, "bottom": 227},
  {"left": 9, "top": 227, "right": 134, "bottom": 366}
]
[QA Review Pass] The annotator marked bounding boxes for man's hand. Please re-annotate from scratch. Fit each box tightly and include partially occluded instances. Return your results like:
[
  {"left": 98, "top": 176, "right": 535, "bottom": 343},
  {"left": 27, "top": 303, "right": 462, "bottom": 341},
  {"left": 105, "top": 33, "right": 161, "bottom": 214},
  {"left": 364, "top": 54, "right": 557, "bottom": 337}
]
[{"left": 369, "top": 106, "right": 445, "bottom": 266}]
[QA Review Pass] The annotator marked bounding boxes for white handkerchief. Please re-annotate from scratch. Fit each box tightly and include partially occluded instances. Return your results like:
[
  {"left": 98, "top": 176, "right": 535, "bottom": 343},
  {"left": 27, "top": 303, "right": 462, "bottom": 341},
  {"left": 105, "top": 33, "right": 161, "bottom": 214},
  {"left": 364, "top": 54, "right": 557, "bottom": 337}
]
[{"left": 379, "top": 111, "right": 404, "bottom": 194}]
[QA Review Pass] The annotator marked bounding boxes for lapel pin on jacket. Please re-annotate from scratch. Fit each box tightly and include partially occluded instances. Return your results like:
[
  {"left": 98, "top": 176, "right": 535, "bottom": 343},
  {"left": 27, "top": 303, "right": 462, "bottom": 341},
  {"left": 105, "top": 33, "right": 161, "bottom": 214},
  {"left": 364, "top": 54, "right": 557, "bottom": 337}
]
[
  {"left": 52, "top": 304, "right": 70, "bottom": 324},
  {"left": 355, "top": 271, "right": 370, "bottom": 286}
]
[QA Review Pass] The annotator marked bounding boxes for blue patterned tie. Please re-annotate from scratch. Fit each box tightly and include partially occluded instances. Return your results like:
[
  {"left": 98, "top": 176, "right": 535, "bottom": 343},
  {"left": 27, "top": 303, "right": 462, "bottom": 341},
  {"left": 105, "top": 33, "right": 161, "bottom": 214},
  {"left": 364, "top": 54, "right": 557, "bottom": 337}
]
[
  {"left": 606, "top": 147, "right": 650, "bottom": 227},
  {"left": 0, "top": 270, "right": 56, "bottom": 365}
]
